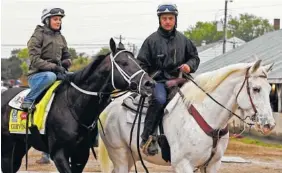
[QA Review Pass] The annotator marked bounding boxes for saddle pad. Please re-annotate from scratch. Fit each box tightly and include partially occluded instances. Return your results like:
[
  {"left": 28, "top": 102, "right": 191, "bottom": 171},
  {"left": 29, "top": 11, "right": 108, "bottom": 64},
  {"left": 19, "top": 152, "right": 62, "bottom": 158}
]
[
  {"left": 8, "top": 89, "right": 31, "bottom": 110},
  {"left": 126, "top": 109, "right": 146, "bottom": 124},
  {"left": 9, "top": 81, "right": 61, "bottom": 134}
]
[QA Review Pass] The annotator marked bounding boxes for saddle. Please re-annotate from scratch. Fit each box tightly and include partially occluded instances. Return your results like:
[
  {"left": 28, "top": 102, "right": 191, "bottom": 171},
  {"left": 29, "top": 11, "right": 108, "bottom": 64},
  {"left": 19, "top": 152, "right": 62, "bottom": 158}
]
[
  {"left": 122, "top": 78, "right": 187, "bottom": 114},
  {"left": 122, "top": 78, "right": 187, "bottom": 162}
]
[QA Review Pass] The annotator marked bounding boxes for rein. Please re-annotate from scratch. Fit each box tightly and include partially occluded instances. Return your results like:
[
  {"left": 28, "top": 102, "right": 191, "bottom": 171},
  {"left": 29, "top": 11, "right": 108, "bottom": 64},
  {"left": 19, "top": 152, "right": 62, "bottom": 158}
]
[
  {"left": 62, "top": 50, "right": 147, "bottom": 161},
  {"left": 183, "top": 72, "right": 255, "bottom": 127},
  {"left": 180, "top": 68, "right": 260, "bottom": 172}
]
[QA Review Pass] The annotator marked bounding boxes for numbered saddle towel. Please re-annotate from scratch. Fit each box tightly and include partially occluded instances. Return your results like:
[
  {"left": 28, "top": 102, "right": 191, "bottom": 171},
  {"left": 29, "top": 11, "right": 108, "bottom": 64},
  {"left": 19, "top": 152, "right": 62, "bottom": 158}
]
[{"left": 8, "top": 81, "right": 61, "bottom": 134}]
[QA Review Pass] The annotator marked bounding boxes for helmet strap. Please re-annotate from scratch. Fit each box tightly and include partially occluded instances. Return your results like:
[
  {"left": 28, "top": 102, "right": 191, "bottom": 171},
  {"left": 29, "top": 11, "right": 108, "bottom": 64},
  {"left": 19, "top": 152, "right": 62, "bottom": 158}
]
[{"left": 45, "top": 17, "right": 61, "bottom": 31}]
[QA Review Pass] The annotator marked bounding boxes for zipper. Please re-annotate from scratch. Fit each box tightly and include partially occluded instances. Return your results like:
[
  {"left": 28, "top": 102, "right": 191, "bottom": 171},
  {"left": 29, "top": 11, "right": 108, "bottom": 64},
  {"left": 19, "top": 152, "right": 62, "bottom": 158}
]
[{"left": 174, "top": 49, "right": 176, "bottom": 65}]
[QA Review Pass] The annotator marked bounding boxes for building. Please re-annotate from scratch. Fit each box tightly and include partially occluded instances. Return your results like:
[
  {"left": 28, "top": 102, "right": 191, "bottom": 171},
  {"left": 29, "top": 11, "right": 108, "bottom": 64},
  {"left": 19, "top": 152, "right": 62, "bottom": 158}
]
[
  {"left": 197, "top": 37, "right": 246, "bottom": 64},
  {"left": 197, "top": 30, "right": 282, "bottom": 113}
]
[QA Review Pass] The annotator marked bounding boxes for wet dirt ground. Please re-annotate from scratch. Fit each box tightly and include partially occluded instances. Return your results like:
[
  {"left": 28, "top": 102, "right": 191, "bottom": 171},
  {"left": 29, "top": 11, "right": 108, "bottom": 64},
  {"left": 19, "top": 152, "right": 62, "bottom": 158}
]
[{"left": 19, "top": 140, "right": 282, "bottom": 173}]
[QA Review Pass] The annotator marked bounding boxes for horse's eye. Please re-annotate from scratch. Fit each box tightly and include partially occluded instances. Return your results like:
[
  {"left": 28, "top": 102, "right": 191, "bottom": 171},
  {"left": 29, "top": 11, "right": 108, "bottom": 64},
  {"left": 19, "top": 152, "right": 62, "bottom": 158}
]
[{"left": 253, "top": 87, "right": 261, "bottom": 93}]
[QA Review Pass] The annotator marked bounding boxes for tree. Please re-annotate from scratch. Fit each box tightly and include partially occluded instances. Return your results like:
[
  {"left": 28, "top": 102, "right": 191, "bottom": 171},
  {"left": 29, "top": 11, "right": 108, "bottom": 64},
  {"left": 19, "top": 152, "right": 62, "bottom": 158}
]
[
  {"left": 184, "top": 13, "right": 273, "bottom": 46},
  {"left": 1, "top": 56, "right": 22, "bottom": 80},
  {"left": 17, "top": 48, "right": 29, "bottom": 75},
  {"left": 69, "top": 48, "right": 78, "bottom": 59},
  {"left": 17, "top": 48, "right": 29, "bottom": 59},
  {"left": 69, "top": 54, "right": 91, "bottom": 72},
  {"left": 184, "top": 21, "right": 229, "bottom": 46},
  {"left": 95, "top": 47, "right": 110, "bottom": 56},
  {"left": 228, "top": 13, "right": 273, "bottom": 42},
  {"left": 11, "top": 49, "right": 21, "bottom": 57},
  {"left": 20, "top": 61, "right": 29, "bottom": 75}
]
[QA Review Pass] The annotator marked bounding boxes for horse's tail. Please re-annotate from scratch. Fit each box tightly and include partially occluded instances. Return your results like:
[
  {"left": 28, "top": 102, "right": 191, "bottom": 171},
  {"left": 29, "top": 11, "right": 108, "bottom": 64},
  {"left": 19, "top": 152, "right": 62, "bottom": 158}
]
[{"left": 98, "top": 111, "right": 111, "bottom": 173}]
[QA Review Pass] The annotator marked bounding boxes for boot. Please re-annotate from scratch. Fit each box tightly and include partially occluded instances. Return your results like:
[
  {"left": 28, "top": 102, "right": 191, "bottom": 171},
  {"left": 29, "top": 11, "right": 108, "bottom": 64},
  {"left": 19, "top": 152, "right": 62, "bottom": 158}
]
[{"left": 140, "top": 101, "right": 163, "bottom": 156}]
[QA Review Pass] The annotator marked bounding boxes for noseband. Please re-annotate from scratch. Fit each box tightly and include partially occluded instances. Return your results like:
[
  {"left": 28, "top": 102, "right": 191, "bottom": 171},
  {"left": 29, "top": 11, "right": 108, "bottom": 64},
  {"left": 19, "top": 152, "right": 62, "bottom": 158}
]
[{"left": 110, "top": 50, "right": 146, "bottom": 93}]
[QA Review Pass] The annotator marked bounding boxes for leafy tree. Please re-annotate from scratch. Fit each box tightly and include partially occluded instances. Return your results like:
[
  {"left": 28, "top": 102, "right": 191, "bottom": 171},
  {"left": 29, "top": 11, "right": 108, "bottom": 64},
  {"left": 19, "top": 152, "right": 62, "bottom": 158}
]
[
  {"left": 184, "top": 21, "right": 230, "bottom": 46},
  {"left": 95, "top": 47, "right": 110, "bottom": 56},
  {"left": 228, "top": 13, "right": 273, "bottom": 42},
  {"left": 69, "top": 48, "right": 78, "bottom": 59},
  {"left": 184, "top": 13, "right": 273, "bottom": 46}
]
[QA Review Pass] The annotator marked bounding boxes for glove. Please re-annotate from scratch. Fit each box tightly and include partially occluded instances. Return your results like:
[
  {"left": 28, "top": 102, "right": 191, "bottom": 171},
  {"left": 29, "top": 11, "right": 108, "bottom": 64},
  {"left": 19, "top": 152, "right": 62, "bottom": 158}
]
[
  {"left": 53, "top": 66, "right": 66, "bottom": 73},
  {"left": 179, "top": 64, "right": 191, "bottom": 74},
  {"left": 62, "top": 59, "right": 72, "bottom": 69},
  {"left": 56, "top": 72, "right": 67, "bottom": 80}
]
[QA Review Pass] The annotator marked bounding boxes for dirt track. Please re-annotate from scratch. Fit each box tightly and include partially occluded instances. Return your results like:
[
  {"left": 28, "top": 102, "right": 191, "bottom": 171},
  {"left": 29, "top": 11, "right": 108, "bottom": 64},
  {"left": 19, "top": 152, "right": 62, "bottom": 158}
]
[{"left": 20, "top": 140, "right": 282, "bottom": 172}]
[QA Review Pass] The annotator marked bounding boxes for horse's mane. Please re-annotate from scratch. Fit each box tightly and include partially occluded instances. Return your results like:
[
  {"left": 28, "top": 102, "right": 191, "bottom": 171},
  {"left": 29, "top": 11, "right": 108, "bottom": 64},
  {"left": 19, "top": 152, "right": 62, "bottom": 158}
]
[
  {"left": 72, "top": 52, "right": 111, "bottom": 84},
  {"left": 181, "top": 63, "right": 253, "bottom": 102}
]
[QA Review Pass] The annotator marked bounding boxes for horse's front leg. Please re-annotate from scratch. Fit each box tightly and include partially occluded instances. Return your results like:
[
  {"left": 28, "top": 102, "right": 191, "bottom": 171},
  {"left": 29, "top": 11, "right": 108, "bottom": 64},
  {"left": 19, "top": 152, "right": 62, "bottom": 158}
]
[
  {"left": 200, "top": 160, "right": 221, "bottom": 173},
  {"left": 52, "top": 147, "right": 72, "bottom": 173},
  {"left": 70, "top": 141, "right": 90, "bottom": 173},
  {"left": 172, "top": 159, "right": 194, "bottom": 173}
]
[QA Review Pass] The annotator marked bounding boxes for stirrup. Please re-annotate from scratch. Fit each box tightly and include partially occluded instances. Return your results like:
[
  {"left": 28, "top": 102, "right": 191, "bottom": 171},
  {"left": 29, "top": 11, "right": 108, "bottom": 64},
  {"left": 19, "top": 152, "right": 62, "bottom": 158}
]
[{"left": 141, "top": 135, "right": 157, "bottom": 155}]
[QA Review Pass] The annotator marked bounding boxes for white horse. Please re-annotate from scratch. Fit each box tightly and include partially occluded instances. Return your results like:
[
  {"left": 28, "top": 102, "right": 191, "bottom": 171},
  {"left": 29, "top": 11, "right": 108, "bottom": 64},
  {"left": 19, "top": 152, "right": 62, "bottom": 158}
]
[{"left": 98, "top": 60, "right": 276, "bottom": 173}]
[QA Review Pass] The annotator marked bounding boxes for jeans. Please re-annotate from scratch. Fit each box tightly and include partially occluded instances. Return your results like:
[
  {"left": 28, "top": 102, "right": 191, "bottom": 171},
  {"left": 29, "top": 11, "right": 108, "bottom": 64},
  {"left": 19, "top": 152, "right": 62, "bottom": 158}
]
[
  {"left": 153, "top": 83, "right": 167, "bottom": 105},
  {"left": 23, "top": 72, "right": 57, "bottom": 103}
]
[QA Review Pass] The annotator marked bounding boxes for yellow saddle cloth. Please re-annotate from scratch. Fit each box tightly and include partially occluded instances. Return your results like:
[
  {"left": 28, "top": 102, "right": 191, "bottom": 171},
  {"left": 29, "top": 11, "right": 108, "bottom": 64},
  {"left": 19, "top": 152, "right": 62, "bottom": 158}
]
[{"left": 9, "top": 81, "right": 61, "bottom": 134}]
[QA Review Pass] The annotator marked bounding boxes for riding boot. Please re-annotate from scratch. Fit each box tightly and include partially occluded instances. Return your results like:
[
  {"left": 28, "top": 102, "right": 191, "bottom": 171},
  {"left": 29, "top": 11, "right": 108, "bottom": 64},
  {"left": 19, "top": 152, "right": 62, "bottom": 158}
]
[{"left": 140, "top": 101, "right": 164, "bottom": 156}]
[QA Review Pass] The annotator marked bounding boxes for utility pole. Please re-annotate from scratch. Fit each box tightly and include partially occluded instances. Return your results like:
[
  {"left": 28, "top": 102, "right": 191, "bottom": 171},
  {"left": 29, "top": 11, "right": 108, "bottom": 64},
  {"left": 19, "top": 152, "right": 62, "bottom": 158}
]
[
  {"left": 222, "top": 0, "right": 228, "bottom": 54},
  {"left": 115, "top": 35, "right": 125, "bottom": 43},
  {"left": 132, "top": 44, "right": 136, "bottom": 56}
]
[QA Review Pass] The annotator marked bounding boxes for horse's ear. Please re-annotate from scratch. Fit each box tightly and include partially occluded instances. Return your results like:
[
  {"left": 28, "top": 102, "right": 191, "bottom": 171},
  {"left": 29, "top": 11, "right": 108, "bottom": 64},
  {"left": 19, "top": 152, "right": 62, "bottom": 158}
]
[
  {"left": 110, "top": 38, "right": 116, "bottom": 54},
  {"left": 250, "top": 59, "right": 262, "bottom": 73},
  {"left": 264, "top": 63, "right": 274, "bottom": 72}
]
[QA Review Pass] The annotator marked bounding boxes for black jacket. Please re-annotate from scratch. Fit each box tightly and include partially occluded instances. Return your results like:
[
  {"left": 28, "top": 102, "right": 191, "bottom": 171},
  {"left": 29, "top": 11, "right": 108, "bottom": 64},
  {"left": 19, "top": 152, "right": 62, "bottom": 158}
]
[{"left": 137, "top": 27, "right": 200, "bottom": 80}]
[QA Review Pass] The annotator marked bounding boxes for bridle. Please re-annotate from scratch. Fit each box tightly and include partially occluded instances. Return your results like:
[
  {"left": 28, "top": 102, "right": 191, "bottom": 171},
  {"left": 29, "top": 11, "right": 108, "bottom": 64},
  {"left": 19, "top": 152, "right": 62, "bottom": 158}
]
[
  {"left": 183, "top": 66, "right": 263, "bottom": 126},
  {"left": 235, "top": 67, "right": 267, "bottom": 122},
  {"left": 110, "top": 50, "right": 146, "bottom": 93},
  {"left": 70, "top": 50, "right": 146, "bottom": 96}
]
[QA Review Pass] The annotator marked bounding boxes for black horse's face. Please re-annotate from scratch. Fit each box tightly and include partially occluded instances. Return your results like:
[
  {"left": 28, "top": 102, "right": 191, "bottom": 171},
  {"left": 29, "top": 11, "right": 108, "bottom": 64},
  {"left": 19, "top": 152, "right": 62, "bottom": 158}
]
[{"left": 109, "top": 38, "right": 154, "bottom": 97}]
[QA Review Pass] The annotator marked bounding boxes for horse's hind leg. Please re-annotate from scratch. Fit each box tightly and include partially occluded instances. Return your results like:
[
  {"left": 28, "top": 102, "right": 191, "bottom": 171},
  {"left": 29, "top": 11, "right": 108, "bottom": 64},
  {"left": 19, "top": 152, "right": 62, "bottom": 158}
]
[
  {"left": 2, "top": 139, "right": 15, "bottom": 173},
  {"left": 1, "top": 139, "right": 30, "bottom": 173},
  {"left": 70, "top": 142, "right": 89, "bottom": 173},
  {"left": 52, "top": 148, "right": 72, "bottom": 173},
  {"left": 109, "top": 147, "right": 131, "bottom": 173}
]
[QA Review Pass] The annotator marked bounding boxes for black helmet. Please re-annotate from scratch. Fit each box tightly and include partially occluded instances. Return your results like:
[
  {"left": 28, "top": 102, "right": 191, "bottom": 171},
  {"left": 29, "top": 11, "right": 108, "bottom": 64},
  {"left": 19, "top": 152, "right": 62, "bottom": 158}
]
[{"left": 157, "top": 4, "right": 178, "bottom": 16}]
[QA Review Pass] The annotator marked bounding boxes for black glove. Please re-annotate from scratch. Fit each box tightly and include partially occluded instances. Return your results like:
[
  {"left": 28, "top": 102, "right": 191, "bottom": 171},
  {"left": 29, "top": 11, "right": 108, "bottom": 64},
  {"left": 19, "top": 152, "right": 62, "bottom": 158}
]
[
  {"left": 62, "top": 59, "right": 72, "bottom": 69},
  {"left": 56, "top": 72, "right": 67, "bottom": 80},
  {"left": 53, "top": 66, "right": 66, "bottom": 73}
]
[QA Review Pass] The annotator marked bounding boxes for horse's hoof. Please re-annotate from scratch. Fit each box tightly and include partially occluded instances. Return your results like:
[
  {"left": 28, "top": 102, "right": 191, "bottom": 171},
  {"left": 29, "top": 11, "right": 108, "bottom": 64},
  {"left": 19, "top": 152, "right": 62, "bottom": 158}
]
[{"left": 35, "top": 157, "right": 50, "bottom": 164}]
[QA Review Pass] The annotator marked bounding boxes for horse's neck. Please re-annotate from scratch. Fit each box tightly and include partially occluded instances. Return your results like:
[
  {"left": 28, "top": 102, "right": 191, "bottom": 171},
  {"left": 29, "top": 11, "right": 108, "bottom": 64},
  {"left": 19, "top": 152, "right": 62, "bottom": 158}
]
[
  {"left": 192, "top": 72, "right": 243, "bottom": 130},
  {"left": 66, "top": 61, "right": 111, "bottom": 116}
]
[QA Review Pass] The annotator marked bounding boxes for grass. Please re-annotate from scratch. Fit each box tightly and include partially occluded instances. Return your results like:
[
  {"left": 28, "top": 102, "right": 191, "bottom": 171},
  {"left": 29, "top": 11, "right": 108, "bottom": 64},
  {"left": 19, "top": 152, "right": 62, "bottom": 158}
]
[{"left": 230, "top": 137, "right": 282, "bottom": 149}]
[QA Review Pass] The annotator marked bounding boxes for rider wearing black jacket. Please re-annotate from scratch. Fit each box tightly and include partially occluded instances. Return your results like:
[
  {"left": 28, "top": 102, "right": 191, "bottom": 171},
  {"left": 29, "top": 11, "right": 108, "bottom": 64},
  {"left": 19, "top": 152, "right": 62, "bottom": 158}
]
[{"left": 137, "top": 3, "right": 200, "bottom": 155}]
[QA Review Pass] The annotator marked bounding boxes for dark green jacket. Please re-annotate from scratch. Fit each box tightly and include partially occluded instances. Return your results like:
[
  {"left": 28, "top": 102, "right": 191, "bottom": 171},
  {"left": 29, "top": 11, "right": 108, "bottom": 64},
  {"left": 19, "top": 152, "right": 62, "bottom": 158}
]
[{"left": 27, "top": 25, "right": 71, "bottom": 75}]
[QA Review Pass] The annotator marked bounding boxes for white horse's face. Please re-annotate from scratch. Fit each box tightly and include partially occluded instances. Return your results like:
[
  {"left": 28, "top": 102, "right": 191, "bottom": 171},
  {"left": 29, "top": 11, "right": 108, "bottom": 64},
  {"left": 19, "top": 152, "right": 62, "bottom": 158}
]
[{"left": 234, "top": 60, "right": 275, "bottom": 135}]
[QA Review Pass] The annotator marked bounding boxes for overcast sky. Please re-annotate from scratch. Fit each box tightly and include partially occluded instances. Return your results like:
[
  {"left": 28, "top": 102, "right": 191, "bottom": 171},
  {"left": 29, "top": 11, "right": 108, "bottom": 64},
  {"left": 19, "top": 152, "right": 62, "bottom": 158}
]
[{"left": 1, "top": 0, "right": 282, "bottom": 58}]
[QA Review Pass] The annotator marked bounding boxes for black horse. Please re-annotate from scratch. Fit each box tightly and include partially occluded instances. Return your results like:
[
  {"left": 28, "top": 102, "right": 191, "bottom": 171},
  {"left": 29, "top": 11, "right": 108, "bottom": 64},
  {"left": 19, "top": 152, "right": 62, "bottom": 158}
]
[{"left": 1, "top": 38, "right": 154, "bottom": 173}]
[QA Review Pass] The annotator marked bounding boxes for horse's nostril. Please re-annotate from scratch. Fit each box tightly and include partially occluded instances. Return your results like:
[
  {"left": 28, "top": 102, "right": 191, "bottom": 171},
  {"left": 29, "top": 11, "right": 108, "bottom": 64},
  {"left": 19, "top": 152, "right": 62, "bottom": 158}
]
[
  {"left": 264, "top": 124, "right": 270, "bottom": 129},
  {"left": 144, "top": 81, "right": 155, "bottom": 88}
]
